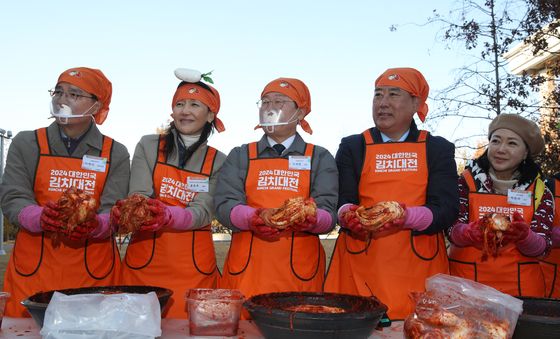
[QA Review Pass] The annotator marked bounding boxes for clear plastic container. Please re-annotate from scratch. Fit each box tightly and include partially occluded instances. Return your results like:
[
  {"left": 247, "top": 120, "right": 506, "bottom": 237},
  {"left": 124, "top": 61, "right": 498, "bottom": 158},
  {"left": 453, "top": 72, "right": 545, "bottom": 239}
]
[
  {"left": 0, "top": 292, "right": 10, "bottom": 327},
  {"left": 186, "top": 288, "right": 244, "bottom": 337}
]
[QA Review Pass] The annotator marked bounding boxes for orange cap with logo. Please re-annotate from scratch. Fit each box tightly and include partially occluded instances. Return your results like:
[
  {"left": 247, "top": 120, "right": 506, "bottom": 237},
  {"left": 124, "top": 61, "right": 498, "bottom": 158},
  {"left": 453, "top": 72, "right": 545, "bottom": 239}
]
[
  {"left": 172, "top": 82, "right": 224, "bottom": 132},
  {"left": 260, "top": 77, "right": 313, "bottom": 134},
  {"left": 57, "top": 67, "right": 112, "bottom": 125},
  {"left": 375, "top": 67, "right": 430, "bottom": 122}
]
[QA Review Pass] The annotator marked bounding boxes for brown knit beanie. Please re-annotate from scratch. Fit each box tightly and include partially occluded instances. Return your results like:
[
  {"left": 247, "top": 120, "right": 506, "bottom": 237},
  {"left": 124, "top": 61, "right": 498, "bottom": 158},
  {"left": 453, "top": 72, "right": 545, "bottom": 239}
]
[{"left": 488, "top": 114, "right": 545, "bottom": 157}]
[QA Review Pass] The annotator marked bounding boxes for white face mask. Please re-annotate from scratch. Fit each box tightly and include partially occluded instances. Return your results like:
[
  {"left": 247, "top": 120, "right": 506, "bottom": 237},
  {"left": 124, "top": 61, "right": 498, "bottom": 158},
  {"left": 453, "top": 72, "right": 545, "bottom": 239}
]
[
  {"left": 259, "top": 108, "right": 299, "bottom": 126},
  {"left": 259, "top": 108, "right": 299, "bottom": 132},
  {"left": 50, "top": 102, "right": 97, "bottom": 124}
]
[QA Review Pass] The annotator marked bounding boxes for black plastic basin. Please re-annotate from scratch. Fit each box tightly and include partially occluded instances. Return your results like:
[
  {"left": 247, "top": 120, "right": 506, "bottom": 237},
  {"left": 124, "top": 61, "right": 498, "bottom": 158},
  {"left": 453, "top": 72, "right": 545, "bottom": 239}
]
[
  {"left": 21, "top": 285, "right": 172, "bottom": 327},
  {"left": 513, "top": 297, "right": 560, "bottom": 339},
  {"left": 243, "top": 291, "right": 387, "bottom": 339}
]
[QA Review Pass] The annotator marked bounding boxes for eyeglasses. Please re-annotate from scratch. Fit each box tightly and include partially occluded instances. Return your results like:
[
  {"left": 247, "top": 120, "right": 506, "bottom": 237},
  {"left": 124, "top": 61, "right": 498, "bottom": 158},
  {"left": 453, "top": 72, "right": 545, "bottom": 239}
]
[
  {"left": 49, "top": 89, "right": 95, "bottom": 102},
  {"left": 256, "top": 99, "right": 295, "bottom": 109}
]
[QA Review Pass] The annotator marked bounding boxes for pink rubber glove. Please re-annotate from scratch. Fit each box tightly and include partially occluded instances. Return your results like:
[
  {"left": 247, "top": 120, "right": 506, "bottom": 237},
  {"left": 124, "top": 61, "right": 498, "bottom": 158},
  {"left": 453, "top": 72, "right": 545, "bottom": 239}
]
[
  {"left": 299, "top": 208, "right": 332, "bottom": 234},
  {"left": 140, "top": 198, "right": 171, "bottom": 232},
  {"left": 450, "top": 221, "right": 485, "bottom": 250},
  {"left": 18, "top": 205, "right": 44, "bottom": 233},
  {"left": 230, "top": 204, "right": 257, "bottom": 231},
  {"left": 515, "top": 230, "right": 546, "bottom": 257},
  {"left": 40, "top": 201, "right": 66, "bottom": 232},
  {"left": 110, "top": 200, "right": 124, "bottom": 228},
  {"left": 89, "top": 214, "right": 112, "bottom": 239},
  {"left": 402, "top": 206, "right": 433, "bottom": 232},
  {"left": 166, "top": 206, "right": 194, "bottom": 231},
  {"left": 370, "top": 203, "right": 407, "bottom": 239},
  {"left": 504, "top": 213, "right": 545, "bottom": 256},
  {"left": 338, "top": 204, "right": 369, "bottom": 241},
  {"left": 249, "top": 210, "right": 282, "bottom": 241},
  {"left": 66, "top": 217, "right": 99, "bottom": 241},
  {"left": 553, "top": 227, "right": 560, "bottom": 248},
  {"left": 338, "top": 204, "right": 357, "bottom": 228},
  {"left": 501, "top": 212, "right": 530, "bottom": 245},
  {"left": 292, "top": 213, "right": 317, "bottom": 231}
]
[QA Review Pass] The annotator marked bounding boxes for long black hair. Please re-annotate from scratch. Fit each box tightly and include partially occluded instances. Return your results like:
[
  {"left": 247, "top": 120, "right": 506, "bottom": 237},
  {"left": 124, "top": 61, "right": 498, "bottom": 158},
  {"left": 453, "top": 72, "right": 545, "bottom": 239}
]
[
  {"left": 163, "top": 122, "right": 214, "bottom": 168},
  {"left": 475, "top": 149, "right": 542, "bottom": 186},
  {"left": 163, "top": 81, "right": 216, "bottom": 167}
]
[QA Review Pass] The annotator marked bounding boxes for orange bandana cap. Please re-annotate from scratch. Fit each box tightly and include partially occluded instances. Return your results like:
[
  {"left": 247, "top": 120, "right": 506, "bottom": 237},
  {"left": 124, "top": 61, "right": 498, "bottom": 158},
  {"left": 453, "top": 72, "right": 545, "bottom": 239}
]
[
  {"left": 172, "top": 82, "right": 225, "bottom": 132},
  {"left": 375, "top": 67, "right": 430, "bottom": 122},
  {"left": 57, "top": 67, "right": 112, "bottom": 125},
  {"left": 261, "top": 77, "right": 313, "bottom": 134}
]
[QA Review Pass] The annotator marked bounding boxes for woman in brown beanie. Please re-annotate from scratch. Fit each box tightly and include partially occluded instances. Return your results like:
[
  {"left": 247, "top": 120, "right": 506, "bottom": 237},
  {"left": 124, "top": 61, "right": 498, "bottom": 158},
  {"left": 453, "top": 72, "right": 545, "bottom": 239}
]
[{"left": 447, "top": 113, "right": 553, "bottom": 297}]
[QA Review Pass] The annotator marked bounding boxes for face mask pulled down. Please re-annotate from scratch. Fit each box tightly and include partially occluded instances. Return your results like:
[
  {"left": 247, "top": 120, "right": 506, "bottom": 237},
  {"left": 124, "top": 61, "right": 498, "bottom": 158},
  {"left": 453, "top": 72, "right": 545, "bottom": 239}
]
[
  {"left": 50, "top": 102, "right": 97, "bottom": 124},
  {"left": 259, "top": 108, "right": 299, "bottom": 134}
]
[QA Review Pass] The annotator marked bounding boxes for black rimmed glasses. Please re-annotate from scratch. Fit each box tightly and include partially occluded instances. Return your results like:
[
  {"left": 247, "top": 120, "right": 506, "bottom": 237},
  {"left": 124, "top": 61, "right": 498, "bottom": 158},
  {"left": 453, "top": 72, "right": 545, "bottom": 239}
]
[
  {"left": 49, "top": 89, "right": 95, "bottom": 102},
  {"left": 256, "top": 99, "right": 295, "bottom": 110}
]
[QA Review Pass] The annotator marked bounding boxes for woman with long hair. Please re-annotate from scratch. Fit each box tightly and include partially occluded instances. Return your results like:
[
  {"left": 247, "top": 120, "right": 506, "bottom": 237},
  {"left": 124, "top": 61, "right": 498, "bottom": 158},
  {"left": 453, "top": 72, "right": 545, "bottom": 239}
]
[{"left": 447, "top": 114, "right": 553, "bottom": 297}]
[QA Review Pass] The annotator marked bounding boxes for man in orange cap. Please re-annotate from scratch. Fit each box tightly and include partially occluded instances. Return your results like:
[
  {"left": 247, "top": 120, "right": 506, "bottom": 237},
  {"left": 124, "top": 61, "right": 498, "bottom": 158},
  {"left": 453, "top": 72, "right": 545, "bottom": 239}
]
[
  {"left": 324, "top": 67, "right": 459, "bottom": 320},
  {"left": 215, "top": 78, "right": 338, "bottom": 313},
  {"left": 0, "top": 67, "right": 130, "bottom": 317}
]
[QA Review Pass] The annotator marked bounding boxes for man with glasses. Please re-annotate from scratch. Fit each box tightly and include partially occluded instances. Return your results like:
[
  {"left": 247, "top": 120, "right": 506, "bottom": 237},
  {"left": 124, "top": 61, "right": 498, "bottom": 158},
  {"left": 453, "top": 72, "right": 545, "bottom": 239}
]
[
  {"left": 0, "top": 67, "right": 130, "bottom": 317},
  {"left": 214, "top": 78, "right": 338, "bottom": 312}
]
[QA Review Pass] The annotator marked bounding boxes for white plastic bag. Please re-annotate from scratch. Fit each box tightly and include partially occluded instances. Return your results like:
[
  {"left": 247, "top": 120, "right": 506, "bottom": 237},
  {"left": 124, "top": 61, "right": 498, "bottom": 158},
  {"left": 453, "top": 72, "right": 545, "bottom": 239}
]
[
  {"left": 40, "top": 291, "right": 162, "bottom": 339},
  {"left": 404, "top": 274, "right": 523, "bottom": 338},
  {"left": 426, "top": 273, "right": 523, "bottom": 330}
]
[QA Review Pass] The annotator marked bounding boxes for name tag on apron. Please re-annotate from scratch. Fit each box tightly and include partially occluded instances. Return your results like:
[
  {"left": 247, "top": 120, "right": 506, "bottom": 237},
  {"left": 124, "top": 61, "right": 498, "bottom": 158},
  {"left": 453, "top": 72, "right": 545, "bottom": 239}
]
[
  {"left": 81, "top": 155, "right": 107, "bottom": 172},
  {"left": 507, "top": 189, "right": 532, "bottom": 206},
  {"left": 187, "top": 177, "right": 209, "bottom": 192},
  {"left": 289, "top": 156, "right": 311, "bottom": 170}
]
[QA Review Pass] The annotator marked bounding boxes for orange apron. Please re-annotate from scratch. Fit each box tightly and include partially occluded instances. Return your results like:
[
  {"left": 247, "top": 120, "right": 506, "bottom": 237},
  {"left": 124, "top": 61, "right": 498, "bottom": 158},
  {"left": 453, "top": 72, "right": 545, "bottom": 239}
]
[
  {"left": 324, "top": 130, "right": 448, "bottom": 320},
  {"left": 540, "top": 178, "right": 560, "bottom": 298},
  {"left": 3, "top": 128, "right": 120, "bottom": 317},
  {"left": 120, "top": 137, "right": 219, "bottom": 318},
  {"left": 449, "top": 169, "right": 546, "bottom": 297},
  {"left": 220, "top": 142, "right": 325, "bottom": 317}
]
